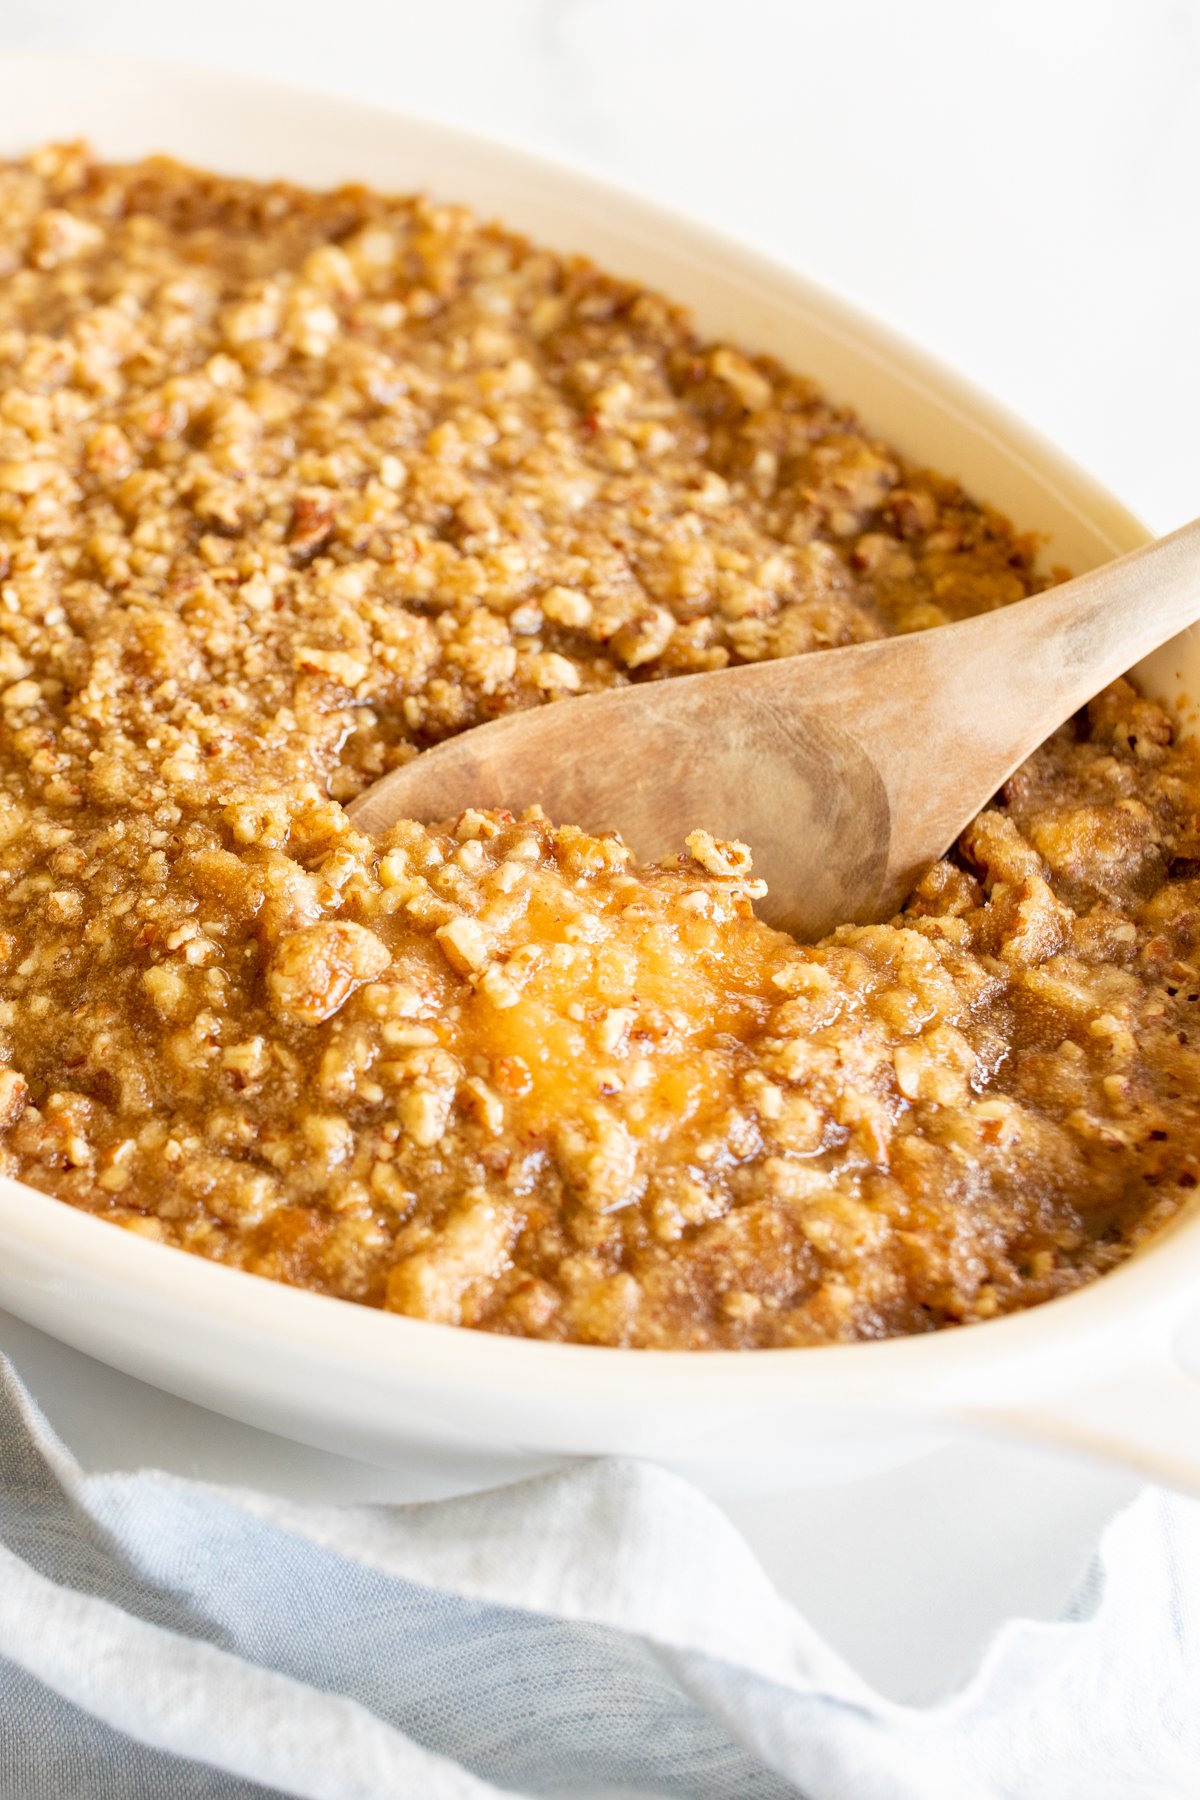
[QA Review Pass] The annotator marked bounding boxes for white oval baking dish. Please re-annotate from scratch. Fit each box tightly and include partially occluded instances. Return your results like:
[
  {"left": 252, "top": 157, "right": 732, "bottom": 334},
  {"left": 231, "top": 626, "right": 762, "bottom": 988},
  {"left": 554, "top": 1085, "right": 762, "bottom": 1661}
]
[{"left": 1, "top": 54, "right": 1198, "bottom": 1498}]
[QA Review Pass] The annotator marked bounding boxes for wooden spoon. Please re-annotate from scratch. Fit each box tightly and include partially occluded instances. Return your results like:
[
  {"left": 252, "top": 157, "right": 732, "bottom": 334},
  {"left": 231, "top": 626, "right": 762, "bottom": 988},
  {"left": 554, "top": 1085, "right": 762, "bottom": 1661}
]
[{"left": 348, "top": 518, "right": 1200, "bottom": 938}]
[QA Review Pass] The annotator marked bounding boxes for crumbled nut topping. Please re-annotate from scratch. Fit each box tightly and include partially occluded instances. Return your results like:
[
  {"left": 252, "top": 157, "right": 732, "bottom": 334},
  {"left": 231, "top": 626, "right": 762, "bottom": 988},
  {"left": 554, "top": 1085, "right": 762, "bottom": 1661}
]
[{"left": 0, "top": 145, "right": 1192, "bottom": 1348}]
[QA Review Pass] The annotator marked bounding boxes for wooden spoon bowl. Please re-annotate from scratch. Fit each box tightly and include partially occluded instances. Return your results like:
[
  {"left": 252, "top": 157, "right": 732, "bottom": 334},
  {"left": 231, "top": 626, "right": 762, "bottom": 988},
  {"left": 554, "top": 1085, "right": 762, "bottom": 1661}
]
[{"left": 349, "top": 519, "right": 1200, "bottom": 937}]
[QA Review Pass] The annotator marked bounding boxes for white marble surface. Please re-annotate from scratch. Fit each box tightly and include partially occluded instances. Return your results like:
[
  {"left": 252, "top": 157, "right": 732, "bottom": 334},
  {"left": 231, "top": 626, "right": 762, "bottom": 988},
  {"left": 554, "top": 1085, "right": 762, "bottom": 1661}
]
[{"left": 0, "top": 0, "right": 1196, "bottom": 1707}]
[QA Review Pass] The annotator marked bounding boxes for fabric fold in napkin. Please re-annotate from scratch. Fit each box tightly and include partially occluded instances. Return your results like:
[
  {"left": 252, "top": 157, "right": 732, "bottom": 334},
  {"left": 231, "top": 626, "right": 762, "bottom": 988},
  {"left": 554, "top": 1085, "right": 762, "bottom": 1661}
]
[{"left": 0, "top": 1353, "right": 1195, "bottom": 1800}]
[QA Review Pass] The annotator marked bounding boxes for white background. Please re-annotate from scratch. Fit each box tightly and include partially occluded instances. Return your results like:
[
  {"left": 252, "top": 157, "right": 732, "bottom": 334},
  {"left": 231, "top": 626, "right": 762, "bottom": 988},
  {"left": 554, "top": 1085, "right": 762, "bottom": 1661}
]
[{"left": 0, "top": 0, "right": 1196, "bottom": 1702}]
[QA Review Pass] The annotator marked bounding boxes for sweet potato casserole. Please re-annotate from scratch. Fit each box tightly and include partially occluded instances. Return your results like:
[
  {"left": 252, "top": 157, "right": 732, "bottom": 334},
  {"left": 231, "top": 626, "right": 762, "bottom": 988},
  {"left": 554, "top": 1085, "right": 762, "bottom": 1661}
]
[{"left": 0, "top": 143, "right": 1194, "bottom": 1348}]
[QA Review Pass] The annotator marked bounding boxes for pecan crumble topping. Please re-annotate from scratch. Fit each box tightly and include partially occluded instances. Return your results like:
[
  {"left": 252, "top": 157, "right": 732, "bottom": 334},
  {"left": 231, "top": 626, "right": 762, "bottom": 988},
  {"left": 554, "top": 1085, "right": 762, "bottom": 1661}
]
[{"left": 0, "top": 143, "right": 1193, "bottom": 1348}]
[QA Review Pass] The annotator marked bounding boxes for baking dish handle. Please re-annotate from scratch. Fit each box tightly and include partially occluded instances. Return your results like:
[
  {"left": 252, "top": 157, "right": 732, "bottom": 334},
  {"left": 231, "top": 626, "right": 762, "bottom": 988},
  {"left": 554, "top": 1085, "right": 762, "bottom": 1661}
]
[{"left": 955, "top": 1307, "right": 1200, "bottom": 1498}]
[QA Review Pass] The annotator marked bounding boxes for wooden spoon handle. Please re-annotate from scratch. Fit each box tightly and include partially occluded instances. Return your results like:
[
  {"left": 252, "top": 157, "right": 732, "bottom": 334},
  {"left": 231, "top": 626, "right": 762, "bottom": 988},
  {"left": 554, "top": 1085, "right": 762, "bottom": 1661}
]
[
  {"left": 988, "top": 512, "right": 1200, "bottom": 716},
  {"left": 822, "top": 514, "right": 1200, "bottom": 922},
  {"left": 884, "top": 512, "right": 1200, "bottom": 803}
]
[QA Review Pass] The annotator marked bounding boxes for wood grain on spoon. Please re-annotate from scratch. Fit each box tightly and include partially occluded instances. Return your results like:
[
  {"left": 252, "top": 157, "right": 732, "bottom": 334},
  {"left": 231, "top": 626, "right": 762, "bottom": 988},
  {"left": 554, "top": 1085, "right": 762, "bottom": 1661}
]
[{"left": 348, "top": 518, "right": 1200, "bottom": 938}]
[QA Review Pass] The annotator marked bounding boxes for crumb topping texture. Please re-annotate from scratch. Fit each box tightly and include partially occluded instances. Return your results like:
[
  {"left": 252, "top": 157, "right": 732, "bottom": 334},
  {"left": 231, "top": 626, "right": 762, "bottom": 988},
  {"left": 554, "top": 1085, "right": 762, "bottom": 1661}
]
[{"left": 0, "top": 144, "right": 1192, "bottom": 1347}]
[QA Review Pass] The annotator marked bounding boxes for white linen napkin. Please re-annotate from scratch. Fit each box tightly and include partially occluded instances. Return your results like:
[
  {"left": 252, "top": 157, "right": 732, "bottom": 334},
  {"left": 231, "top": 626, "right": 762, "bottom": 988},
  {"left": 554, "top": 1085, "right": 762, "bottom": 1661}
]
[{"left": 0, "top": 1352, "right": 1193, "bottom": 1800}]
